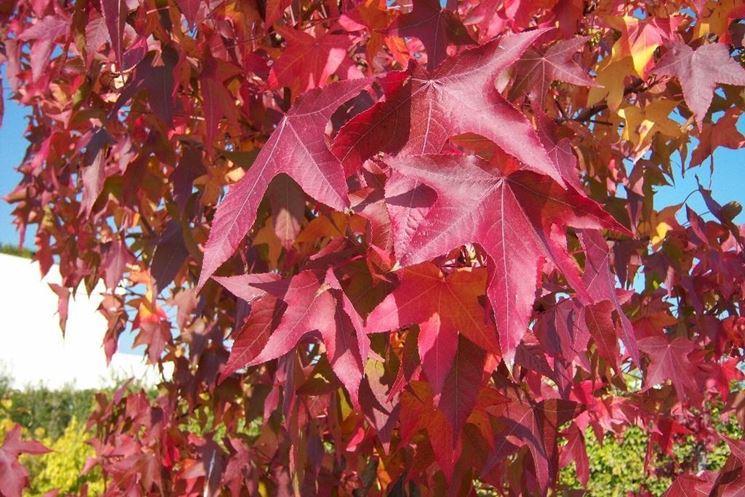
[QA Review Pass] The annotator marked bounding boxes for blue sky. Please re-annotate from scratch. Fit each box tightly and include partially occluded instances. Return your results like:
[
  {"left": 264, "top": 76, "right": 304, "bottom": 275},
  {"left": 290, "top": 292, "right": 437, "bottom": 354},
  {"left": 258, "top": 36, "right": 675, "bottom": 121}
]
[{"left": 0, "top": 89, "right": 34, "bottom": 247}]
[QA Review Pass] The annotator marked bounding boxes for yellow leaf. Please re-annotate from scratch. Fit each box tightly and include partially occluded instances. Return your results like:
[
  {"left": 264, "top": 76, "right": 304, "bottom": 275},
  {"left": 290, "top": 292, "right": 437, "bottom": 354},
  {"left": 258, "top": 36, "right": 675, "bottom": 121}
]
[
  {"left": 618, "top": 99, "right": 681, "bottom": 149},
  {"left": 629, "top": 43, "right": 657, "bottom": 77},
  {"left": 129, "top": 268, "right": 156, "bottom": 301},
  {"left": 651, "top": 221, "right": 673, "bottom": 246},
  {"left": 295, "top": 213, "right": 349, "bottom": 247},
  {"left": 639, "top": 203, "right": 681, "bottom": 245},
  {"left": 605, "top": 15, "right": 672, "bottom": 77},
  {"left": 253, "top": 218, "right": 282, "bottom": 268},
  {"left": 694, "top": 0, "right": 739, "bottom": 39},
  {"left": 225, "top": 166, "right": 245, "bottom": 183},
  {"left": 606, "top": 16, "right": 659, "bottom": 77},
  {"left": 588, "top": 57, "right": 636, "bottom": 111}
]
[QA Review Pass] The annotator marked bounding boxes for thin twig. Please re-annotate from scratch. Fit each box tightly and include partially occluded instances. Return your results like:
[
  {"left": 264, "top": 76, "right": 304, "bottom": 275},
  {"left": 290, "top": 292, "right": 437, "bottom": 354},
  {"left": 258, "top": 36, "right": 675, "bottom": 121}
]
[{"left": 556, "top": 79, "right": 648, "bottom": 124}]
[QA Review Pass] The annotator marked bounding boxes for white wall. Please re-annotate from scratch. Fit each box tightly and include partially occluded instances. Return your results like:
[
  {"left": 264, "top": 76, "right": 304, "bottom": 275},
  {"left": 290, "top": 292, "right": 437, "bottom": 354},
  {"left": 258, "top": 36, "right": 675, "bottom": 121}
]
[{"left": 0, "top": 253, "right": 166, "bottom": 389}]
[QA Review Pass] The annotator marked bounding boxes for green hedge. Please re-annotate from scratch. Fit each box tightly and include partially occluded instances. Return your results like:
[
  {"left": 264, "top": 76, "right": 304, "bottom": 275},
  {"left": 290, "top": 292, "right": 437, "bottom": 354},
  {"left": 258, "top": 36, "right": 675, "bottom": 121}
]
[
  {"left": 3, "top": 386, "right": 96, "bottom": 440},
  {"left": 0, "top": 243, "right": 34, "bottom": 259}
]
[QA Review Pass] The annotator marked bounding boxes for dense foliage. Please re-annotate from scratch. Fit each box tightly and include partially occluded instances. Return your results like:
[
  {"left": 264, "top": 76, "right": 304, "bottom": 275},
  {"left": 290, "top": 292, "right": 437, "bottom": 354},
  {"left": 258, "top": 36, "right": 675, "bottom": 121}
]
[
  {"left": 5, "top": 382, "right": 738, "bottom": 497},
  {"left": 1, "top": 0, "right": 745, "bottom": 495}
]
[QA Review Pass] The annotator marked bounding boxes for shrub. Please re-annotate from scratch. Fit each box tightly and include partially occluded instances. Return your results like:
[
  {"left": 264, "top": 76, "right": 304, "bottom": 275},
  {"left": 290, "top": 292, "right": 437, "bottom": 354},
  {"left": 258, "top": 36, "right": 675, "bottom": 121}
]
[{"left": 23, "top": 418, "right": 104, "bottom": 497}]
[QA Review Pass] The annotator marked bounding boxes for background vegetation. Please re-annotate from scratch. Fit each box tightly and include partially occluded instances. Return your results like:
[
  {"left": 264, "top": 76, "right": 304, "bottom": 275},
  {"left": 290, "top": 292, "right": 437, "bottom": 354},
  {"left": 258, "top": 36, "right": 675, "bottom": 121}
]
[
  {"left": 1, "top": 368, "right": 739, "bottom": 496},
  {"left": 0, "top": 243, "right": 34, "bottom": 259}
]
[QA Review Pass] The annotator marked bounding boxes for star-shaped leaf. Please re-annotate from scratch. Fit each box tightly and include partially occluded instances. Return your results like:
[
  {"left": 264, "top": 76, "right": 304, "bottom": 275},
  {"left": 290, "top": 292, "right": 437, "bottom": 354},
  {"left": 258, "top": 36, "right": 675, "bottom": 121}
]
[
  {"left": 510, "top": 36, "right": 595, "bottom": 104},
  {"left": 331, "top": 28, "right": 565, "bottom": 185},
  {"left": 608, "top": 15, "right": 679, "bottom": 77},
  {"left": 100, "top": 0, "right": 126, "bottom": 68},
  {"left": 18, "top": 16, "right": 68, "bottom": 82},
  {"left": 243, "top": 269, "right": 369, "bottom": 407},
  {"left": 708, "top": 438, "right": 745, "bottom": 497},
  {"left": 690, "top": 108, "right": 745, "bottom": 167},
  {"left": 483, "top": 398, "right": 582, "bottom": 495},
  {"left": 384, "top": 154, "right": 625, "bottom": 360},
  {"left": 0, "top": 425, "right": 49, "bottom": 497},
  {"left": 579, "top": 230, "right": 639, "bottom": 364},
  {"left": 639, "top": 335, "right": 702, "bottom": 404},
  {"left": 220, "top": 295, "right": 281, "bottom": 381},
  {"left": 654, "top": 42, "right": 745, "bottom": 128},
  {"left": 200, "top": 53, "right": 241, "bottom": 147},
  {"left": 663, "top": 473, "right": 714, "bottom": 497},
  {"left": 365, "top": 262, "right": 498, "bottom": 393},
  {"left": 559, "top": 424, "right": 590, "bottom": 486},
  {"left": 439, "top": 335, "right": 486, "bottom": 434},
  {"left": 269, "top": 26, "right": 353, "bottom": 95},
  {"left": 399, "top": 341, "right": 487, "bottom": 480},
  {"left": 392, "top": 0, "right": 475, "bottom": 70},
  {"left": 198, "top": 78, "right": 370, "bottom": 289}
]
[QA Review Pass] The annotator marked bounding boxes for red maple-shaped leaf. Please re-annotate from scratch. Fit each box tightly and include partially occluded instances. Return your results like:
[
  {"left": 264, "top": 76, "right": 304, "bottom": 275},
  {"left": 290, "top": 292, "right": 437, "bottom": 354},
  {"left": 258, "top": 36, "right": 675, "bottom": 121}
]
[
  {"left": 439, "top": 335, "right": 486, "bottom": 434},
  {"left": 534, "top": 299, "right": 590, "bottom": 369},
  {"left": 151, "top": 221, "right": 190, "bottom": 294},
  {"left": 213, "top": 272, "right": 281, "bottom": 303},
  {"left": 690, "top": 108, "right": 745, "bottom": 167},
  {"left": 220, "top": 295, "right": 281, "bottom": 381},
  {"left": 116, "top": 47, "right": 178, "bottom": 127},
  {"left": 483, "top": 398, "right": 582, "bottom": 496},
  {"left": 100, "top": 0, "right": 126, "bottom": 69},
  {"left": 639, "top": 335, "right": 702, "bottom": 404},
  {"left": 102, "top": 239, "right": 135, "bottom": 290},
  {"left": 198, "top": 78, "right": 370, "bottom": 289},
  {"left": 399, "top": 344, "right": 487, "bottom": 482},
  {"left": 654, "top": 42, "right": 745, "bottom": 128},
  {"left": 510, "top": 36, "right": 595, "bottom": 104},
  {"left": 559, "top": 423, "right": 590, "bottom": 486},
  {"left": 242, "top": 269, "right": 369, "bottom": 407},
  {"left": 579, "top": 230, "right": 639, "bottom": 364},
  {"left": 0, "top": 425, "right": 50, "bottom": 497},
  {"left": 663, "top": 473, "right": 714, "bottom": 497},
  {"left": 583, "top": 300, "right": 621, "bottom": 368},
  {"left": 132, "top": 302, "right": 172, "bottom": 364},
  {"left": 384, "top": 154, "right": 624, "bottom": 360},
  {"left": 365, "top": 263, "right": 498, "bottom": 394},
  {"left": 48, "top": 283, "right": 70, "bottom": 333},
  {"left": 332, "top": 28, "right": 565, "bottom": 185},
  {"left": 707, "top": 437, "right": 745, "bottom": 497},
  {"left": 392, "top": 0, "right": 474, "bottom": 70},
  {"left": 18, "top": 16, "right": 68, "bottom": 82},
  {"left": 269, "top": 26, "right": 353, "bottom": 95},
  {"left": 400, "top": 382, "right": 459, "bottom": 478},
  {"left": 200, "top": 53, "right": 241, "bottom": 147},
  {"left": 176, "top": 0, "right": 200, "bottom": 26}
]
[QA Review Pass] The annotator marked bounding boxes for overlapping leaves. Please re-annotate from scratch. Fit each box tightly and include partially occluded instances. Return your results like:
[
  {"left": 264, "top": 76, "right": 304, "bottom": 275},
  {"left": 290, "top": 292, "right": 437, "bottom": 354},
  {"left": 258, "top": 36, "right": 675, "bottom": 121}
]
[{"left": 3, "top": 0, "right": 745, "bottom": 495}]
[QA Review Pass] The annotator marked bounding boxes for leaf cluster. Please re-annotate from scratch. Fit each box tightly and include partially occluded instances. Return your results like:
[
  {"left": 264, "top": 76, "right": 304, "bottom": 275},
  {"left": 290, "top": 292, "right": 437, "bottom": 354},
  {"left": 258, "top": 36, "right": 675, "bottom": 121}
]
[{"left": 1, "top": 0, "right": 745, "bottom": 495}]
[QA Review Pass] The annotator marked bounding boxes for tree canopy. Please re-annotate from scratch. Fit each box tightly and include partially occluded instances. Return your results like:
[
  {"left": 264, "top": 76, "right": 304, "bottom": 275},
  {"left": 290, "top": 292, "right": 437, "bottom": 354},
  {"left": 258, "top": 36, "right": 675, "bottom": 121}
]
[{"left": 1, "top": 0, "right": 745, "bottom": 495}]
